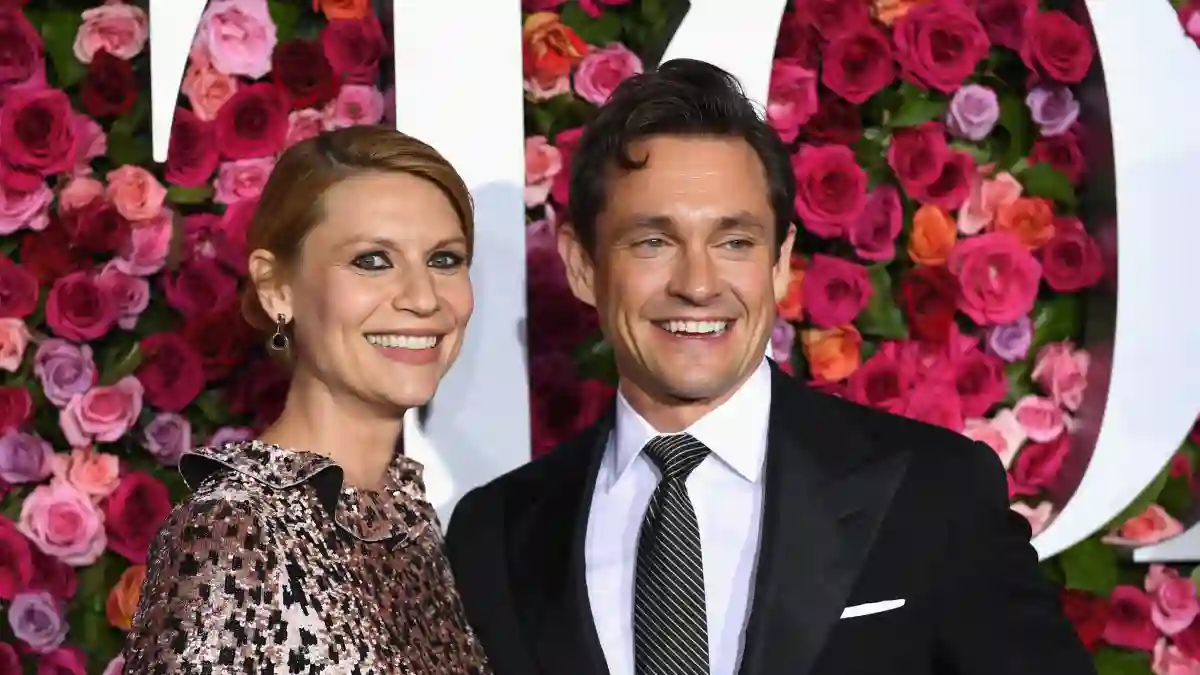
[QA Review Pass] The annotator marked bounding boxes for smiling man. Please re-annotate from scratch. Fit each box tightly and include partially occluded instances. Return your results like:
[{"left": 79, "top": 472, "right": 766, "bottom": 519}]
[{"left": 444, "top": 59, "right": 1094, "bottom": 675}]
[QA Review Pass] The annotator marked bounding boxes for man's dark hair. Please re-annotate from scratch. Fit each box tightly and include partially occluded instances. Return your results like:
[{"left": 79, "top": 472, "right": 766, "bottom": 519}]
[{"left": 567, "top": 58, "right": 796, "bottom": 257}]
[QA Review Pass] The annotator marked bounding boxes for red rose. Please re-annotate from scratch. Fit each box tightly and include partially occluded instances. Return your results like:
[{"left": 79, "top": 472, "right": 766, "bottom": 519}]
[
  {"left": 136, "top": 333, "right": 206, "bottom": 412},
  {"left": 530, "top": 351, "right": 614, "bottom": 457},
  {"left": 1060, "top": 590, "right": 1108, "bottom": 651},
  {"left": 164, "top": 107, "right": 219, "bottom": 187},
  {"left": 1029, "top": 129, "right": 1084, "bottom": 185},
  {"left": 952, "top": 347, "right": 1007, "bottom": 417},
  {"left": 846, "top": 343, "right": 915, "bottom": 414},
  {"left": 0, "top": 8, "right": 44, "bottom": 94},
  {"left": 214, "top": 83, "right": 288, "bottom": 160},
  {"left": 25, "top": 546, "right": 77, "bottom": 600},
  {"left": 162, "top": 257, "right": 239, "bottom": 318},
  {"left": 0, "top": 516, "right": 33, "bottom": 600},
  {"left": 1040, "top": 216, "right": 1102, "bottom": 292},
  {"left": 795, "top": 0, "right": 870, "bottom": 40},
  {"left": 60, "top": 198, "right": 130, "bottom": 255},
  {"left": 45, "top": 271, "right": 116, "bottom": 341},
  {"left": 272, "top": 39, "right": 340, "bottom": 110},
  {"left": 791, "top": 144, "right": 867, "bottom": 237},
  {"left": 224, "top": 357, "right": 289, "bottom": 428},
  {"left": 322, "top": 15, "right": 388, "bottom": 85},
  {"left": 80, "top": 50, "right": 136, "bottom": 118},
  {"left": 801, "top": 92, "right": 863, "bottom": 146},
  {"left": 102, "top": 472, "right": 173, "bottom": 564},
  {"left": 527, "top": 247, "right": 599, "bottom": 355},
  {"left": 892, "top": 0, "right": 990, "bottom": 94},
  {"left": 967, "top": 0, "right": 1036, "bottom": 50},
  {"left": 0, "top": 386, "right": 31, "bottom": 432},
  {"left": 1010, "top": 434, "right": 1069, "bottom": 495},
  {"left": 899, "top": 265, "right": 958, "bottom": 342},
  {"left": 1176, "top": 616, "right": 1200, "bottom": 660},
  {"left": 887, "top": 122, "right": 951, "bottom": 189},
  {"left": 903, "top": 380, "right": 964, "bottom": 432},
  {"left": 18, "top": 220, "right": 87, "bottom": 284},
  {"left": 821, "top": 26, "right": 895, "bottom": 104},
  {"left": 775, "top": 11, "right": 820, "bottom": 70},
  {"left": 0, "top": 255, "right": 38, "bottom": 318},
  {"left": 911, "top": 150, "right": 974, "bottom": 208},
  {"left": 0, "top": 87, "right": 79, "bottom": 191},
  {"left": 550, "top": 127, "right": 583, "bottom": 206},
  {"left": 1104, "top": 586, "right": 1158, "bottom": 651},
  {"left": 1020, "top": 11, "right": 1094, "bottom": 84},
  {"left": 182, "top": 305, "right": 256, "bottom": 380}
]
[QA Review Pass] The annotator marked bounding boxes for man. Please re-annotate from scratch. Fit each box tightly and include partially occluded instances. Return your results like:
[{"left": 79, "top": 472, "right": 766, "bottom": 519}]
[{"left": 445, "top": 59, "right": 1094, "bottom": 675}]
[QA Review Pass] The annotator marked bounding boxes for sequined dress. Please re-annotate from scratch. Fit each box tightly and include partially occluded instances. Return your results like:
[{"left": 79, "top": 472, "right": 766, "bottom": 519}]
[{"left": 124, "top": 440, "right": 492, "bottom": 675}]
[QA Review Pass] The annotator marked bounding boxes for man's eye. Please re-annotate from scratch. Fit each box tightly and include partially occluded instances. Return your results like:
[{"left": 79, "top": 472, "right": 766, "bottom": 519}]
[
  {"left": 634, "top": 238, "right": 667, "bottom": 248},
  {"left": 352, "top": 253, "right": 391, "bottom": 270},
  {"left": 723, "top": 239, "right": 754, "bottom": 249},
  {"left": 430, "top": 251, "right": 466, "bottom": 269}
]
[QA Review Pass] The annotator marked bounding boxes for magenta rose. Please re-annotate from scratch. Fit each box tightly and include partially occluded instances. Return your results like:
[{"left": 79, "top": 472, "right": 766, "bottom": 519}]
[
  {"left": 887, "top": 122, "right": 950, "bottom": 190},
  {"left": 0, "top": 8, "right": 45, "bottom": 95},
  {"left": 820, "top": 26, "right": 894, "bottom": 104},
  {"left": 847, "top": 184, "right": 902, "bottom": 262},
  {"left": 0, "top": 516, "right": 33, "bottom": 600},
  {"left": 947, "top": 232, "right": 1041, "bottom": 326},
  {"left": 573, "top": 43, "right": 643, "bottom": 106},
  {"left": 792, "top": 144, "right": 867, "bottom": 237},
  {"left": 97, "top": 263, "right": 150, "bottom": 330},
  {"left": 550, "top": 127, "right": 583, "bottom": 206},
  {"left": 17, "top": 482, "right": 105, "bottom": 566},
  {"left": 214, "top": 83, "right": 288, "bottom": 160},
  {"left": 59, "top": 376, "right": 143, "bottom": 448},
  {"left": 103, "top": 471, "right": 172, "bottom": 564},
  {"left": 45, "top": 271, "right": 116, "bottom": 342},
  {"left": 1040, "top": 216, "right": 1102, "bottom": 292},
  {"left": 795, "top": 0, "right": 870, "bottom": 40},
  {"left": 1010, "top": 432, "right": 1069, "bottom": 495},
  {"left": 36, "top": 646, "right": 86, "bottom": 675},
  {"left": 0, "top": 256, "right": 38, "bottom": 318},
  {"left": 775, "top": 11, "right": 821, "bottom": 69},
  {"left": 1020, "top": 11, "right": 1094, "bottom": 84},
  {"left": 801, "top": 254, "right": 872, "bottom": 328},
  {"left": 136, "top": 333, "right": 205, "bottom": 412},
  {"left": 952, "top": 347, "right": 1008, "bottom": 418},
  {"left": 911, "top": 150, "right": 975, "bottom": 209},
  {"left": 0, "top": 387, "right": 31, "bottom": 433},
  {"left": 903, "top": 380, "right": 964, "bottom": 432},
  {"left": 1103, "top": 586, "right": 1158, "bottom": 651},
  {"left": 322, "top": 14, "right": 388, "bottom": 85},
  {"left": 968, "top": 0, "right": 1036, "bottom": 51},
  {"left": 1029, "top": 130, "right": 1085, "bottom": 186},
  {"left": 892, "top": 0, "right": 990, "bottom": 94},
  {"left": 25, "top": 547, "right": 77, "bottom": 601},
  {"left": 0, "top": 643, "right": 16, "bottom": 673},
  {"left": 164, "top": 107, "right": 219, "bottom": 187},
  {"left": 0, "top": 87, "right": 79, "bottom": 192},
  {"left": 847, "top": 343, "right": 916, "bottom": 414},
  {"left": 767, "top": 58, "right": 819, "bottom": 143},
  {"left": 162, "top": 257, "right": 240, "bottom": 318}
]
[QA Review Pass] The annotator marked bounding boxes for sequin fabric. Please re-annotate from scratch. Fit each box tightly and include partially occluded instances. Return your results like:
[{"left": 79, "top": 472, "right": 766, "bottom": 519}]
[{"left": 124, "top": 440, "right": 491, "bottom": 675}]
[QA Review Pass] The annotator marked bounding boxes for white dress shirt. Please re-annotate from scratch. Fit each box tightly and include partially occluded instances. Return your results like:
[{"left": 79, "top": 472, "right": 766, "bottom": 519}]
[{"left": 584, "top": 359, "right": 772, "bottom": 675}]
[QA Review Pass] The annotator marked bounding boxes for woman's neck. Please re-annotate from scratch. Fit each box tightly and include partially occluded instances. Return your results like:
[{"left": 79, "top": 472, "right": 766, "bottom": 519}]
[{"left": 258, "top": 372, "right": 405, "bottom": 491}]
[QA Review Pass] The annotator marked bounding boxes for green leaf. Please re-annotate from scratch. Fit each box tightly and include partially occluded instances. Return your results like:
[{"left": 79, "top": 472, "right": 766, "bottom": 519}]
[
  {"left": 888, "top": 85, "right": 948, "bottom": 128},
  {"left": 268, "top": 0, "right": 302, "bottom": 43},
  {"left": 1039, "top": 555, "right": 1065, "bottom": 585},
  {"left": 995, "top": 91, "right": 1033, "bottom": 171},
  {"left": 1108, "top": 465, "right": 1170, "bottom": 528},
  {"left": 110, "top": 95, "right": 150, "bottom": 136},
  {"left": 1003, "top": 359, "right": 1035, "bottom": 405},
  {"left": 37, "top": 10, "right": 87, "bottom": 89},
  {"left": 573, "top": 333, "right": 619, "bottom": 385},
  {"left": 107, "top": 129, "right": 152, "bottom": 167},
  {"left": 948, "top": 140, "right": 992, "bottom": 166},
  {"left": 1029, "top": 295, "right": 1084, "bottom": 350},
  {"left": 1158, "top": 475, "right": 1193, "bottom": 517},
  {"left": 1018, "top": 162, "right": 1078, "bottom": 209},
  {"left": 167, "top": 185, "right": 215, "bottom": 205},
  {"left": 560, "top": 3, "right": 624, "bottom": 45},
  {"left": 1092, "top": 647, "right": 1152, "bottom": 675},
  {"left": 99, "top": 342, "right": 142, "bottom": 386},
  {"left": 1189, "top": 564, "right": 1200, "bottom": 589},
  {"left": 193, "top": 390, "right": 226, "bottom": 424},
  {"left": 1058, "top": 537, "right": 1120, "bottom": 596},
  {"left": 854, "top": 265, "right": 908, "bottom": 339}
]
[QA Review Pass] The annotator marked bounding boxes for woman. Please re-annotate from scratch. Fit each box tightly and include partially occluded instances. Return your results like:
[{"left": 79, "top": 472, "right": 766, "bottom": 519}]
[{"left": 125, "top": 126, "right": 491, "bottom": 674}]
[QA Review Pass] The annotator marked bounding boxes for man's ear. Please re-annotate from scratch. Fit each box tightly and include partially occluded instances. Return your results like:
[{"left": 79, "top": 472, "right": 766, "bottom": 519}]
[
  {"left": 248, "top": 249, "right": 294, "bottom": 321},
  {"left": 557, "top": 223, "right": 597, "bottom": 308},
  {"left": 772, "top": 224, "right": 797, "bottom": 302}
]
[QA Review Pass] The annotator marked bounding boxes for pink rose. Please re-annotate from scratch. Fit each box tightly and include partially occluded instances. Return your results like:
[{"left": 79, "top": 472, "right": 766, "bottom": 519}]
[
  {"left": 767, "top": 59, "right": 819, "bottom": 143},
  {"left": 105, "top": 166, "right": 165, "bottom": 222},
  {"left": 1010, "top": 433, "right": 1069, "bottom": 495},
  {"left": 56, "top": 177, "right": 104, "bottom": 214},
  {"left": 1032, "top": 341, "right": 1089, "bottom": 412},
  {"left": 1104, "top": 586, "right": 1159, "bottom": 651},
  {"left": 71, "top": 113, "right": 106, "bottom": 174},
  {"left": 50, "top": 448, "right": 120, "bottom": 502},
  {"left": 181, "top": 59, "right": 239, "bottom": 121},
  {"left": 1104, "top": 505, "right": 1185, "bottom": 547},
  {"left": 962, "top": 407, "right": 1027, "bottom": 468},
  {"left": 285, "top": 108, "right": 323, "bottom": 147},
  {"left": 573, "top": 43, "right": 642, "bottom": 106},
  {"left": 0, "top": 182, "right": 52, "bottom": 235},
  {"left": 903, "top": 380, "right": 965, "bottom": 432},
  {"left": 72, "top": 2, "right": 149, "bottom": 63},
  {"left": 801, "top": 254, "right": 872, "bottom": 327},
  {"left": 214, "top": 157, "right": 275, "bottom": 204},
  {"left": 957, "top": 171, "right": 1022, "bottom": 235},
  {"left": 322, "top": 84, "right": 384, "bottom": 130},
  {"left": 97, "top": 263, "right": 150, "bottom": 330},
  {"left": 947, "top": 232, "right": 1042, "bottom": 326},
  {"left": 1154, "top": 640, "right": 1200, "bottom": 675},
  {"left": 1012, "top": 394, "right": 1066, "bottom": 442},
  {"left": 59, "top": 376, "right": 143, "bottom": 447},
  {"left": 16, "top": 482, "right": 106, "bottom": 566},
  {"left": 113, "top": 209, "right": 173, "bottom": 277},
  {"left": 1145, "top": 566, "right": 1200, "bottom": 636},
  {"left": 525, "top": 136, "right": 563, "bottom": 207},
  {"left": 0, "top": 318, "right": 30, "bottom": 372},
  {"left": 195, "top": 0, "right": 278, "bottom": 79},
  {"left": 1010, "top": 501, "right": 1053, "bottom": 535}
]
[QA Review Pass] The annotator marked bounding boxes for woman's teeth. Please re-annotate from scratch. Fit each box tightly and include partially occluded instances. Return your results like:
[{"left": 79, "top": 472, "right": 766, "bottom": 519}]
[{"left": 366, "top": 334, "right": 440, "bottom": 349}]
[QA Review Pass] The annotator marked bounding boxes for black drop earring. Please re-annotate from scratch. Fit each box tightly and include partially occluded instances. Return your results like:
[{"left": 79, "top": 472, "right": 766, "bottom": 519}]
[{"left": 270, "top": 314, "right": 289, "bottom": 351}]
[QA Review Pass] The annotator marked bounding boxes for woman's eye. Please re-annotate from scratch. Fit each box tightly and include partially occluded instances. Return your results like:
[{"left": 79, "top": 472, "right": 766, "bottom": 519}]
[
  {"left": 352, "top": 252, "right": 391, "bottom": 270},
  {"left": 429, "top": 251, "right": 466, "bottom": 269}
]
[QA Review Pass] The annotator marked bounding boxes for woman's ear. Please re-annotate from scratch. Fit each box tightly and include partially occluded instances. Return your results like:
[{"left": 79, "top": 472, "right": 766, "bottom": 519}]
[{"left": 248, "top": 249, "right": 293, "bottom": 322}]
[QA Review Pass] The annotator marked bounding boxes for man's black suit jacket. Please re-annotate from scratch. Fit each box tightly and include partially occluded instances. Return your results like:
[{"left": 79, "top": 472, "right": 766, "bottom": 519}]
[{"left": 444, "top": 363, "right": 1096, "bottom": 675}]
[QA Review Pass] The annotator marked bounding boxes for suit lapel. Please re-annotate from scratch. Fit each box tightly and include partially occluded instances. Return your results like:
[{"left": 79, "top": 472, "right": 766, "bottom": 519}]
[
  {"left": 508, "top": 408, "right": 612, "bottom": 675},
  {"left": 738, "top": 365, "right": 912, "bottom": 675}
]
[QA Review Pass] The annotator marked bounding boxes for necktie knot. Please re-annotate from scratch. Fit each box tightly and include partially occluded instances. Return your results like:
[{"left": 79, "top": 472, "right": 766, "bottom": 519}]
[{"left": 643, "top": 434, "right": 710, "bottom": 481}]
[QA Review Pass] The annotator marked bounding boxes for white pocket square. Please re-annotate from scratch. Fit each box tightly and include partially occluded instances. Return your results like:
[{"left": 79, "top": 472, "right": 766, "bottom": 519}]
[{"left": 840, "top": 599, "right": 906, "bottom": 619}]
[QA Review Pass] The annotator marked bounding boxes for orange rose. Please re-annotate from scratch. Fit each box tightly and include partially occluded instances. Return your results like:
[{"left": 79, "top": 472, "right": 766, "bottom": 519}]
[
  {"left": 994, "top": 197, "right": 1055, "bottom": 249},
  {"left": 908, "top": 204, "right": 957, "bottom": 266},
  {"left": 312, "top": 0, "right": 369, "bottom": 20},
  {"left": 871, "top": 0, "right": 929, "bottom": 25},
  {"left": 801, "top": 325, "right": 861, "bottom": 382},
  {"left": 776, "top": 259, "right": 806, "bottom": 321},
  {"left": 523, "top": 13, "right": 588, "bottom": 90},
  {"left": 106, "top": 565, "right": 146, "bottom": 631}
]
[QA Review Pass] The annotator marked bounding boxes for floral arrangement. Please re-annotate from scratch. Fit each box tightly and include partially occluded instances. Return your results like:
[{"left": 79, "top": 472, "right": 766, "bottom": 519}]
[
  {"left": 1174, "top": 0, "right": 1200, "bottom": 49},
  {"left": 0, "top": 0, "right": 388, "bottom": 671},
  {"left": 520, "top": 1, "right": 1200, "bottom": 674}
]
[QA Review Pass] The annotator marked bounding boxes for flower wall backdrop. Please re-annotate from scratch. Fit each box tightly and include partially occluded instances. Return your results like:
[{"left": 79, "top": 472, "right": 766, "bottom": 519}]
[{"left": 0, "top": 0, "right": 1194, "bottom": 673}]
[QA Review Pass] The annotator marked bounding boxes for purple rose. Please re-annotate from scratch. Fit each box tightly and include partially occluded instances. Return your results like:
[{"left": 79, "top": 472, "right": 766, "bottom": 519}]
[
  {"left": 1025, "top": 85, "right": 1079, "bottom": 137},
  {"left": 946, "top": 84, "right": 999, "bottom": 141},
  {"left": 32, "top": 340, "right": 96, "bottom": 408},
  {"left": 987, "top": 316, "right": 1033, "bottom": 362},
  {"left": 208, "top": 426, "right": 254, "bottom": 447},
  {"left": 0, "top": 431, "right": 52, "bottom": 484},
  {"left": 771, "top": 317, "right": 795, "bottom": 365},
  {"left": 7, "top": 591, "right": 66, "bottom": 654},
  {"left": 142, "top": 412, "right": 191, "bottom": 466}
]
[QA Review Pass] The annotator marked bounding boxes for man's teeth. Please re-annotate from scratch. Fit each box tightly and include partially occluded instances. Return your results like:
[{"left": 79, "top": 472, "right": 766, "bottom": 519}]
[
  {"left": 661, "top": 320, "right": 728, "bottom": 335},
  {"left": 366, "top": 335, "right": 439, "bottom": 349}
]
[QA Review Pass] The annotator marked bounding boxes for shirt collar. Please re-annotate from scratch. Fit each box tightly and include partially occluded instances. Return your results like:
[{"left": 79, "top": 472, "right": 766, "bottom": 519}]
[{"left": 608, "top": 358, "right": 772, "bottom": 489}]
